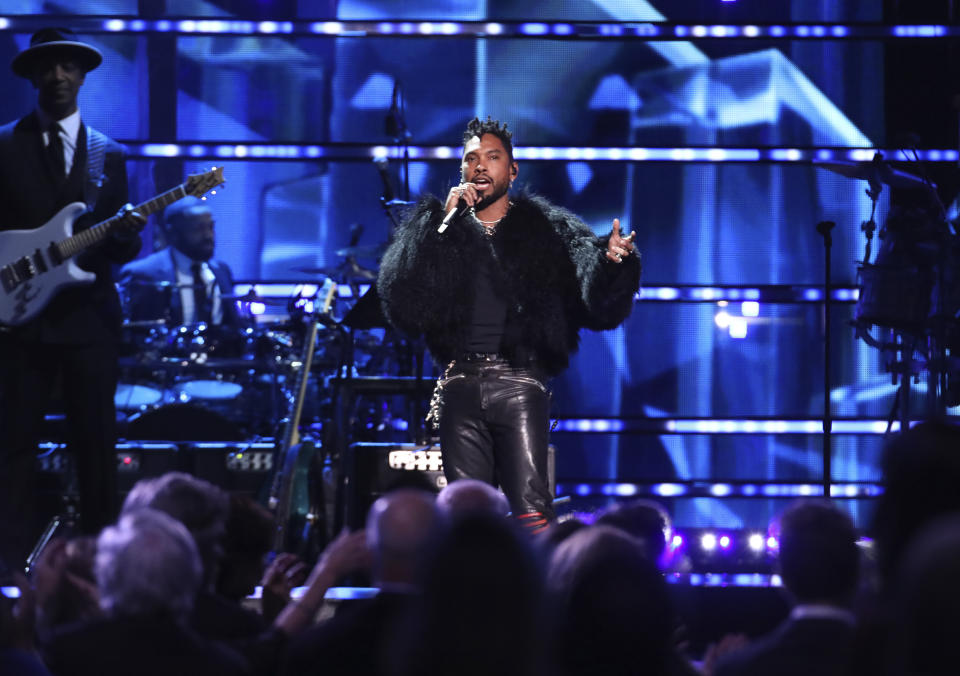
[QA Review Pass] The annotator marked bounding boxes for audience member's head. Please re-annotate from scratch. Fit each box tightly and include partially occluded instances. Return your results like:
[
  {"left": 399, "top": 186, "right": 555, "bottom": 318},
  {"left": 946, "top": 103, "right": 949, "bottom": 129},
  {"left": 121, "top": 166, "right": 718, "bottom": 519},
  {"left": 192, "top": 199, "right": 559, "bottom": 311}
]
[
  {"left": 122, "top": 472, "right": 229, "bottom": 588},
  {"left": 398, "top": 513, "right": 547, "bottom": 676},
  {"left": 548, "top": 525, "right": 674, "bottom": 676},
  {"left": 890, "top": 513, "right": 960, "bottom": 676},
  {"left": 871, "top": 420, "right": 960, "bottom": 588},
  {"left": 436, "top": 478, "right": 510, "bottom": 519},
  {"left": 96, "top": 509, "right": 201, "bottom": 620},
  {"left": 774, "top": 499, "right": 859, "bottom": 606},
  {"left": 366, "top": 488, "right": 443, "bottom": 588},
  {"left": 216, "top": 493, "right": 274, "bottom": 602},
  {"left": 595, "top": 499, "right": 671, "bottom": 567},
  {"left": 536, "top": 517, "right": 587, "bottom": 556}
]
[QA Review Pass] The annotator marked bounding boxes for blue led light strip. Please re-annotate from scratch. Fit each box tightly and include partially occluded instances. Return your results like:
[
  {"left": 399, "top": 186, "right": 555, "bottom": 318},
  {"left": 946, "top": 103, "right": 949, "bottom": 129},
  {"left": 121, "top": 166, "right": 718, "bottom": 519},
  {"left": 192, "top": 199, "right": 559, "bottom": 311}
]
[
  {"left": 123, "top": 143, "right": 959, "bottom": 163},
  {"left": 235, "top": 283, "right": 856, "bottom": 304},
  {"left": 638, "top": 285, "right": 858, "bottom": 302},
  {"left": 551, "top": 418, "right": 923, "bottom": 434},
  {"left": 0, "top": 17, "right": 954, "bottom": 40},
  {"left": 556, "top": 481, "right": 884, "bottom": 498},
  {"left": 666, "top": 573, "right": 782, "bottom": 588}
]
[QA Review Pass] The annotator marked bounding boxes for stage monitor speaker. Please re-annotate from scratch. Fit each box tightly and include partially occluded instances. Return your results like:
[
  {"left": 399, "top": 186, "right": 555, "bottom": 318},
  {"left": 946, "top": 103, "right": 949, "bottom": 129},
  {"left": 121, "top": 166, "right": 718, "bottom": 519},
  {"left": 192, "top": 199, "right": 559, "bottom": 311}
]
[
  {"left": 346, "top": 443, "right": 447, "bottom": 530},
  {"left": 345, "top": 443, "right": 556, "bottom": 530},
  {"left": 186, "top": 441, "right": 276, "bottom": 499},
  {"left": 36, "top": 442, "right": 181, "bottom": 515}
]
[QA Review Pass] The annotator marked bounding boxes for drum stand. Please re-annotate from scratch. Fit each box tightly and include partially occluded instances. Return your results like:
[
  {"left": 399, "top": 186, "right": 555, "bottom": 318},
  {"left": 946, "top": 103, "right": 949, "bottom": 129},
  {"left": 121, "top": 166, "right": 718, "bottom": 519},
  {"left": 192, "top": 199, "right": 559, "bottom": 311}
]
[{"left": 25, "top": 450, "right": 80, "bottom": 575}]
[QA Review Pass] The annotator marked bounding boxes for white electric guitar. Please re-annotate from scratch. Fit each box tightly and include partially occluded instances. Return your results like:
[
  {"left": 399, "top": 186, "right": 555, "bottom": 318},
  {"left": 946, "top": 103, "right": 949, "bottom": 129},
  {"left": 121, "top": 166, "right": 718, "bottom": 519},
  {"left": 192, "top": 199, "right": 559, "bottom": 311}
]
[{"left": 0, "top": 167, "right": 224, "bottom": 327}]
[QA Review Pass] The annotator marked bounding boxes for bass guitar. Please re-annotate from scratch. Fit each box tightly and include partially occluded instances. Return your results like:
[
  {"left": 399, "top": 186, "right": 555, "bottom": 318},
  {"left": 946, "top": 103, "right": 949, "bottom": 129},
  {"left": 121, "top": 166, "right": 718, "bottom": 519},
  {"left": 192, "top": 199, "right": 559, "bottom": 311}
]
[
  {"left": 268, "top": 278, "right": 338, "bottom": 556},
  {"left": 0, "top": 167, "right": 224, "bottom": 326}
]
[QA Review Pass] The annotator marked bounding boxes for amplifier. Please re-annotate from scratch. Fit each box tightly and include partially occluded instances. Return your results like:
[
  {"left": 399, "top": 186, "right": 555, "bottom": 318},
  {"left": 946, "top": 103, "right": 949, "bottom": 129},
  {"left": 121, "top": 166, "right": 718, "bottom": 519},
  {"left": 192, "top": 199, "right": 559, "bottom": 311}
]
[
  {"left": 346, "top": 443, "right": 447, "bottom": 529},
  {"left": 344, "top": 443, "right": 556, "bottom": 529},
  {"left": 35, "top": 442, "right": 181, "bottom": 513},
  {"left": 186, "top": 441, "right": 276, "bottom": 499}
]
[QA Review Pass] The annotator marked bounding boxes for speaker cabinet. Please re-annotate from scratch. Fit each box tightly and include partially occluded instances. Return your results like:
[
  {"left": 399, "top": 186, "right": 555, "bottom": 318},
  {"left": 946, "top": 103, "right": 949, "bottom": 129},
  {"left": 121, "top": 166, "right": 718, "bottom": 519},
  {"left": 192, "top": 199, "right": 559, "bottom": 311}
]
[
  {"left": 186, "top": 441, "right": 276, "bottom": 499},
  {"left": 345, "top": 443, "right": 447, "bottom": 529},
  {"left": 345, "top": 442, "right": 556, "bottom": 529}
]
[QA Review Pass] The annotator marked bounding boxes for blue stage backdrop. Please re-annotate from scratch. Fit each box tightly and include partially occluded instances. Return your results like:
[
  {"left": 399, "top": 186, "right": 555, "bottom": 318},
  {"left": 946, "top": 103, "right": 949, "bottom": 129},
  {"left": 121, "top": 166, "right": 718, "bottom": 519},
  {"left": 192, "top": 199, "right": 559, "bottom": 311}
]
[{"left": 2, "top": 0, "right": 940, "bottom": 531}]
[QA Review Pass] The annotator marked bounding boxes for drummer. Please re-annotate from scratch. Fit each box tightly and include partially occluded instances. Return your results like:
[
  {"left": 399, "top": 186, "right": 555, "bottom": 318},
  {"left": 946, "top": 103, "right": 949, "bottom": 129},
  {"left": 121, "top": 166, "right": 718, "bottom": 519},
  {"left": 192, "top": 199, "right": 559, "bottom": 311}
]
[{"left": 118, "top": 196, "right": 243, "bottom": 327}]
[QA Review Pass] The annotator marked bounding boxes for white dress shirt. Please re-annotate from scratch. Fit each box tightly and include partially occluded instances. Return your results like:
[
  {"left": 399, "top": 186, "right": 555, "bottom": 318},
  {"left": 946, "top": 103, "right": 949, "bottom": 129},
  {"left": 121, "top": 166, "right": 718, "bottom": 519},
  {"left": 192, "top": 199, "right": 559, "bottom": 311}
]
[
  {"left": 38, "top": 108, "right": 81, "bottom": 175},
  {"left": 170, "top": 247, "right": 224, "bottom": 325}
]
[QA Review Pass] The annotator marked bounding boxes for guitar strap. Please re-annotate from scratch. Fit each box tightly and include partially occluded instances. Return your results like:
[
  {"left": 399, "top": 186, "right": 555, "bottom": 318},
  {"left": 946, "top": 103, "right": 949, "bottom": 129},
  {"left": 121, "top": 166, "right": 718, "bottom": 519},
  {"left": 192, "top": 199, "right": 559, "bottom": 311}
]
[{"left": 84, "top": 125, "right": 107, "bottom": 210}]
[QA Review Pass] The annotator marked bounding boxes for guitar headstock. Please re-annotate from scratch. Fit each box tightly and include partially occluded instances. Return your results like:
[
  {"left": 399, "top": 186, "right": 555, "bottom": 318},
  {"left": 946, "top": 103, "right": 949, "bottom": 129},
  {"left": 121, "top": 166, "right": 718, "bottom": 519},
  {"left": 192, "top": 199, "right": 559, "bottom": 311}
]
[{"left": 185, "top": 167, "right": 225, "bottom": 199}]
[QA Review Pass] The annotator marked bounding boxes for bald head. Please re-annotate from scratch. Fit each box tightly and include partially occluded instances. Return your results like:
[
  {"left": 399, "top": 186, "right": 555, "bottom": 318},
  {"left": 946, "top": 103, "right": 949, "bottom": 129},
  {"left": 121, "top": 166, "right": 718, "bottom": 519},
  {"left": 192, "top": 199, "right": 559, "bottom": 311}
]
[
  {"left": 366, "top": 489, "right": 443, "bottom": 586},
  {"left": 164, "top": 195, "right": 215, "bottom": 261},
  {"left": 436, "top": 479, "right": 510, "bottom": 519}
]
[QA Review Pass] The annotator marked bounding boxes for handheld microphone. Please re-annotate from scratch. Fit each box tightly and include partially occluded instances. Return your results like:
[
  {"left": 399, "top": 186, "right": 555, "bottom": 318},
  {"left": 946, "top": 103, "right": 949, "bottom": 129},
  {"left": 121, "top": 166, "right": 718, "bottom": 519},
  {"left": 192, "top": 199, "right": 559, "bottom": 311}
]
[{"left": 438, "top": 199, "right": 468, "bottom": 233}]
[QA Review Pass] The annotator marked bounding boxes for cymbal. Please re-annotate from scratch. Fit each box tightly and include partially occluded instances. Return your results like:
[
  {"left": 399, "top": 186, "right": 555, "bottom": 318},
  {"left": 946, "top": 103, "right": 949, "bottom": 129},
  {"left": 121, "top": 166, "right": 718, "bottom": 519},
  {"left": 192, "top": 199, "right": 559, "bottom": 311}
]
[
  {"left": 121, "top": 319, "right": 167, "bottom": 328},
  {"left": 120, "top": 279, "right": 204, "bottom": 289},
  {"left": 292, "top": 266, "right": 377, "bottom": 282},
  {"left": 221, "top": 290, "right": 290, "bottom": 306},
  {"left": 334, "top": 244, "right": 384, "bottom": 258},
  {"left": 813, "top": 157, "right": 933, "bottom": 190}
]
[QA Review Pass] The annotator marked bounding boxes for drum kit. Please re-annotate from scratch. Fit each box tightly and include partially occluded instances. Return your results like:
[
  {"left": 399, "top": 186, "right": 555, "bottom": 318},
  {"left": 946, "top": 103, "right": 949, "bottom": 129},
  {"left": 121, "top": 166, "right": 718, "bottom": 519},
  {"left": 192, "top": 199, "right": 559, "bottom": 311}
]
[
  {"left": 818, "top": 152, "right": 960, "bottom": 420},
  {"left": 112, "top": 251, "right": 416, "bottom": 443},
  {"left": 115, "top": 283, "right": 338, "bottom": 441}
]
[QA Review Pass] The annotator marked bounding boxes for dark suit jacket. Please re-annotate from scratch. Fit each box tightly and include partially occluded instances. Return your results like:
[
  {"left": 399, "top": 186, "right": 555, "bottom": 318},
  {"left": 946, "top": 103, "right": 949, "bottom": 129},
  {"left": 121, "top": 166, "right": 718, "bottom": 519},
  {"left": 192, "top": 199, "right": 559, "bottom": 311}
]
[
  {"left": 714, "top": 616, "right": 857, "bottom": 676},
  {"left": 0, "top": 111, "right": 139, "bottom": 343},
  {"left": 118, "top": 247, "right": 241, "bottom": 326}
]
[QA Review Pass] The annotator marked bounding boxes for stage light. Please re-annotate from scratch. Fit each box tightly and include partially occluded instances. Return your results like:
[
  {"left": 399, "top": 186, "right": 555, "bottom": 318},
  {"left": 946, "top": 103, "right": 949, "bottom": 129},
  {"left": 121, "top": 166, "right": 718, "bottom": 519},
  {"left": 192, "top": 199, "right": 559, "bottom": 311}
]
[
  {"left": 719, "top": 535, "right": 732, "bottom": 549},
  {"left": 741, "top": 301, "right": 760, "bottom": 317},
  {"left": 748, "top": 533, "right": 765, "bottom": 552},
  {"left": 729, "top": 316, "right": 748, "bottom": 339},
  {"left": 767, "top": 536, "right": 779, "bottom": 550},
  {"left": 710, "top": 483, "right": 733, "bottom": 497},
  {"left": 671, "top": 534, "right": 684, "bottom": 549},
  {"left": 701, "top": 533, "right": 718, "bottom": 551},
  {"left": 520, "top": 23, "right": 549, "bottom": 35},
  {"left": 714, "top": 311, "right": 732, "bottom": 329}
]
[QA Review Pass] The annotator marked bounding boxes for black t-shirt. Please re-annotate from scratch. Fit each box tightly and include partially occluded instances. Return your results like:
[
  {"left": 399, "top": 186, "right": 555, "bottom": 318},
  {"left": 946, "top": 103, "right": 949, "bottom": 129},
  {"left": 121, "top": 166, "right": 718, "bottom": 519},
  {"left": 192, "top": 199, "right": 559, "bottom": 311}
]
[{"left": 467, "top": 246, "right": 508, "bottom": 352}]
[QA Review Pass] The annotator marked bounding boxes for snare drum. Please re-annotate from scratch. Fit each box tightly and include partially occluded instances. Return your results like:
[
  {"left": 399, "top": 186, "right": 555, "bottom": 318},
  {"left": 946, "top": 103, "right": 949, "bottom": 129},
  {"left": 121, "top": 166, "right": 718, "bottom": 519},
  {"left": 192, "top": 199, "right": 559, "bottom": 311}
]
[
  {"left": 173, "top": 379, "right": 244, "bottom": 403},
  {"left": 170, "top": 373, "right": 252, "bottom": 433},
  {"left": 115, "top": 383, "right": 165, "bottom": 411},
  {"left": 855, "top": 263, "right": 932, "bottom": 333}
]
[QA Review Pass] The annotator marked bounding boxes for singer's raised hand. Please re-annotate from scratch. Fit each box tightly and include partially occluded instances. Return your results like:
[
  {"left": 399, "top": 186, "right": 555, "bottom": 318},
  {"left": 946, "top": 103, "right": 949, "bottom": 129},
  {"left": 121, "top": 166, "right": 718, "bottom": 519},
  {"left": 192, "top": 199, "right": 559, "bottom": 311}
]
[
  {"left": 445, "top": 182, "right": 480, "bottom": 212},
  {"left": 606, "top": 218, "right": 636, "bottom": 264}
]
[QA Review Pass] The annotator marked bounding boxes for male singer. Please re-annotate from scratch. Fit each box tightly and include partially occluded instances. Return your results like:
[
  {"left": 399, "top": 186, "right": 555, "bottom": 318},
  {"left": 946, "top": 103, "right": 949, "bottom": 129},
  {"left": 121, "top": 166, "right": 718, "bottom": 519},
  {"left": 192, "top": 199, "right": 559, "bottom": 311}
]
[{"left": 378, "top": 117, "right": 640, "bottom": 531}]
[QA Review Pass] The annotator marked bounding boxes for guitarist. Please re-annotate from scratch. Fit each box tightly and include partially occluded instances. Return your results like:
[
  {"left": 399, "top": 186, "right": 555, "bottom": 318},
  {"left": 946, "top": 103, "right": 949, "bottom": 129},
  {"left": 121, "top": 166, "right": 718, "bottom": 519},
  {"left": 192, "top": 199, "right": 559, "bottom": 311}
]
[{"left": 0, "top": 28, "right": 145, "bottom": 567}]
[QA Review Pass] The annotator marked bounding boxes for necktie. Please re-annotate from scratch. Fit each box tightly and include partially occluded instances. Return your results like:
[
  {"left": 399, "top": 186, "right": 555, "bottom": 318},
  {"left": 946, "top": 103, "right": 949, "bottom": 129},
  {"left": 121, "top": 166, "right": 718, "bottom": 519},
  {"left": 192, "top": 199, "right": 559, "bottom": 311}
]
[
  {"left": 47, "top": 122, "right": 65, "bottom": 178},
  {"left": 191, "top": 262, "right": 211, "bottom": 323}
]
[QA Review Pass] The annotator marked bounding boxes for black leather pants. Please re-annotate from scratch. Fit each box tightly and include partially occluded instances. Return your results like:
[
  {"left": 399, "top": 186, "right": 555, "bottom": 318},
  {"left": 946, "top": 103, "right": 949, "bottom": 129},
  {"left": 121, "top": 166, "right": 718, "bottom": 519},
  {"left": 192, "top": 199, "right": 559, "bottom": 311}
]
[{"left": 438, "top": 358, "right": 554, "bottom": 519}]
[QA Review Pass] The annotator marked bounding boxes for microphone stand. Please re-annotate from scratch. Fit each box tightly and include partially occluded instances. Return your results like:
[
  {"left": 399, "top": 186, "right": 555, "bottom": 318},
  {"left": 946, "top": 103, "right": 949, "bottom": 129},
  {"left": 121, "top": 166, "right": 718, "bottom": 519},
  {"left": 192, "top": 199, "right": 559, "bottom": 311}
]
[{"left": 816, "top": 221, "right": 835, "bottom": 500}]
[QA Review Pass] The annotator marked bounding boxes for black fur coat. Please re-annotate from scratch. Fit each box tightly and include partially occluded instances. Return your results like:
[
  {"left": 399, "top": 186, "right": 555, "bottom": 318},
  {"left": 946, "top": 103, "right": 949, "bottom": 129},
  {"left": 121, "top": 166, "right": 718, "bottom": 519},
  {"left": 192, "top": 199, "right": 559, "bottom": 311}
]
[{"left": 377, "top": 194, "right": 641, "bottom": 376}]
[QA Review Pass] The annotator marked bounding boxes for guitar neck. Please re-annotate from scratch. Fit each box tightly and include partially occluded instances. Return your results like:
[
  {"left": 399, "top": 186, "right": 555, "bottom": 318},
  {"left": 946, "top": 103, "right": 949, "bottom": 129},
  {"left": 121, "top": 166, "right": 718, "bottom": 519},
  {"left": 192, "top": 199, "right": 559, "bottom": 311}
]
[{"left": 57, "top": 183, "right": 189, "bottom": 260}]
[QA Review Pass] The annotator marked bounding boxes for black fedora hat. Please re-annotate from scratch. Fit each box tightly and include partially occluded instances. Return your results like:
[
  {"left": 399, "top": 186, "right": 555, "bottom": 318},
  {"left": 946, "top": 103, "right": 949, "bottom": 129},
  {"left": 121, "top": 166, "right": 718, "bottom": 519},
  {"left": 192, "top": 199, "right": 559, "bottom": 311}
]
[{"left": 11, "top": 27, "right": 103, "bottom": 78}]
